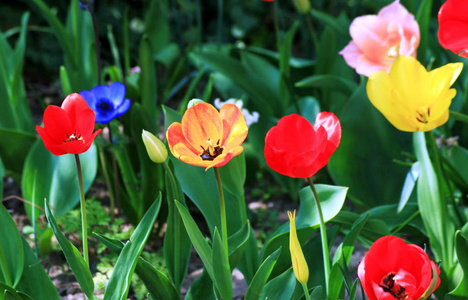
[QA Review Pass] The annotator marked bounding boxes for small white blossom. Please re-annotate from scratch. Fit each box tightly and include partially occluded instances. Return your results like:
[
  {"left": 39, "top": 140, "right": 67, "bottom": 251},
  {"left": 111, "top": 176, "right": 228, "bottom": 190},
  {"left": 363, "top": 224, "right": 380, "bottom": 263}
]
[{"left": 214, "top": 98, "right": 259, "bottom": 127}]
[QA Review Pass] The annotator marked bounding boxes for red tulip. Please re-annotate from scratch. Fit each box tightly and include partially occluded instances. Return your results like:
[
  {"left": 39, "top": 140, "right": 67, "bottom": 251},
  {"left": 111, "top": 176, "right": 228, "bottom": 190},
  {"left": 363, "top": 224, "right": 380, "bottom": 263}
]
[
  {"left": 264, "top": 112, "right": 341, "bottom": 178},
  {"left": 438, "top": 0, "right": 468, "bottom": 58},
  {"left": 36, "top": 93, "right": 102, "bottom": 156},
  {"left": 358, "top": 236, "right": 440, "bottom": 300}
]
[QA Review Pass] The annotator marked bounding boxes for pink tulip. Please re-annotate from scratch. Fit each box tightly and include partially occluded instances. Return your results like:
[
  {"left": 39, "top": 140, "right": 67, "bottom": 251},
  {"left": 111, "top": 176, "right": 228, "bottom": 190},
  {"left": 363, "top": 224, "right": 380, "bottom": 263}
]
[{"left": 340, "top": 0, "right": 420, "bottom": 76}]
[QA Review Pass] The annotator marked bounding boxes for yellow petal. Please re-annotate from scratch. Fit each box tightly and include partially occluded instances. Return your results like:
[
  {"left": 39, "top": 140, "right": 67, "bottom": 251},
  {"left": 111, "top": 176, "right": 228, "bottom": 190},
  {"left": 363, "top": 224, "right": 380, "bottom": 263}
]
[
  {"left": 367, "top": 55, "right": 462, "bottom": 132},
  {"left": 288, "top": 210, "right": 309, "bottom": 284},
  {"left": 367, "top": 70, "right": 417, "bottom": 131}
]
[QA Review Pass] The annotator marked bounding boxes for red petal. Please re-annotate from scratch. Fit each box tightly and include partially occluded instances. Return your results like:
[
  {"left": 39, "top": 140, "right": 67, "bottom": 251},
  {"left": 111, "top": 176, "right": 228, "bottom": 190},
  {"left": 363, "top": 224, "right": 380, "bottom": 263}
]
[
  {"left": 36, "top": 125, "right": 68, "bottom": 156},
  {"left": 42, "top": 105, "right": 73, "bottom": 144},
  {"left": 438, "top": 0, "right": 468, "bottom": 56},
  {"left": 61, "top": 93, "right": 91, "bottom": 126},
  {"left": 76, "top": 108, "right": 97, "bottom": 139}
]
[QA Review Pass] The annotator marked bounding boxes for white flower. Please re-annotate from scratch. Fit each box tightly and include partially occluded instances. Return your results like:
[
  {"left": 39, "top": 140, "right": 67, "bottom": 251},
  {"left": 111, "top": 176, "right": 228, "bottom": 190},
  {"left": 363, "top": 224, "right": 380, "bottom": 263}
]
[{"left": 214, "top": 98, "right": 259, "bottom": 127}]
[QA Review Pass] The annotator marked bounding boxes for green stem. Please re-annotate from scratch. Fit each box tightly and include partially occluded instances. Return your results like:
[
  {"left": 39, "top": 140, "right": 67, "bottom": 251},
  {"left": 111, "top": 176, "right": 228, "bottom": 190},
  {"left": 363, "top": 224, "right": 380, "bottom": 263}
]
[
  {"left": 214, "top": 167, "right": 228, "bottom": 253},
  {"left": 163, "top": 161, "right": 182, "bottom": 288},
  {"left": 307, "top": 177, "right": 330, "bottom": 295},
  {"left": 301, "top": 282, "right": 311, "bottom": 300},
  {"left": 427, "top": 131, "right": 464, "bottom": 225},
  {"left": 75, "top": 154, "right": 89, "bottom": 266}
]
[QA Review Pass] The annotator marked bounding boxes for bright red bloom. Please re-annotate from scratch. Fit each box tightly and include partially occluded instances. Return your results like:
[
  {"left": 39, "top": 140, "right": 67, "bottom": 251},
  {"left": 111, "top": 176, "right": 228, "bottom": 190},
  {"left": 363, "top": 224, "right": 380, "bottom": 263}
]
[
  {"left": 264, "top": 112, "right": 341, "bottom": 178},
  {"left": 36, "top": 93, "right": 102, "bottom": 156},
  {"left": 438, "top": 0, "right": 468, "bottom": 58},
  {"left": 358, "top": 236, "right": 440, "bottom": 300}
]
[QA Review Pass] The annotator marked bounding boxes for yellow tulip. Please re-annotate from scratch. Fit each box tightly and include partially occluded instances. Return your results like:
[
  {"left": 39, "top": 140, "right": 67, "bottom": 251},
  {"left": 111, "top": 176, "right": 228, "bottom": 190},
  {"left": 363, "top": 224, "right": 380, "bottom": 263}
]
[
  {"left": 288, "top": 210, "right": 309, "bottom": 284},
  {"left": 367, "top": 55, "right": 463, "bottom": 132}
]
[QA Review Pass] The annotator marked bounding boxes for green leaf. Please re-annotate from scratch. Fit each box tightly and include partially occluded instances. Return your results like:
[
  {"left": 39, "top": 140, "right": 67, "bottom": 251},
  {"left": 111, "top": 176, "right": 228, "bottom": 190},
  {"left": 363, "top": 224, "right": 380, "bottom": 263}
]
[
  {"left": 190, "top": 49, "right": 281, "bottom": 117},
  {"left": 211, "top": 229, "right": 232, "bottom": 300},
  {"left": 397, "top": 162, "right": 420, "bottom": 213},
  {"left": 0, "top": 203, "right": 24, "bottom": 287},
  {"left": 0, "top": 128, "right": 35, "bottom": 175},
  {"left": 175, "top": 201, "right": 214, "bottom": 278},
  {"left": 259, "top": 268, "right": 296, "bottom": 300},
  {"left": 328, "top": 83, "right": 411, "bottom": 207},
  {"left": 22, "top": 140, "right": 98, "bottom": 219},
  {"left": 228, "top": 221, "right": 251, "bottom": 269},
  {"left": 104, "top": 195, "right": 162, "bottom": 300},
  {"left": 413, "top": 132, "right": 455, "bottom": 270},
  {"left": 244, "top": 248, "right": 281, "bottom": 300},
  {"left": 16, "top": 238, "right": 60, "bottom": 300},
  {"left": 59, "top": 66, "right": 72, "bottom": 96},
  {"left": 0, "top": 157, "right": 3, "bottom": 199},
  {"left": 163, "top": 161, "right": 190, "bottom": 290},
  {"left": 415, "top": 0, "right": 432, "bottom": 65},
  {"left": 44, "top": 201, "right": 94, "bottom": 298},
  {"left": 449, "top": 231, "right": 468, "bottom": 296},
  {"left": 261, "top": 184, "right": 348, "bottom": 277},
  {"left": 309, "top": 9, "right": 348, "bottom": 37},
  {"left": 295, "top": 75, "right": 358, "bottom": 95},
  {"left": 139, "top": 36, "right": 158, "bottom": 124},
  {"left": 93, "top": 233, "right": 178, "bottom": 300}
]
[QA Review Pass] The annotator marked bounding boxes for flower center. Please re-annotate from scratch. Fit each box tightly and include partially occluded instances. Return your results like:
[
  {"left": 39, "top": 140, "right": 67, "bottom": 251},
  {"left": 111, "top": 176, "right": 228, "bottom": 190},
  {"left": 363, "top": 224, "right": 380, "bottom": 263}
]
[
  {"left": 200, "top": 138, "right": 224, "bottom": 161},
  {"left": 416, "top": 106, "right": 431, "bottom": 124},
  {"left": 387, "top": 44, "right": 399, "bottom": 58},
  {"left": 96, "top": 98, "right": 114, "bottom": 113},
  {"left": 64, "top": 130, "right": 84, "bottom": 143},
  {"left": 380, "top": 273, "right": 408, "bottom": 300}
]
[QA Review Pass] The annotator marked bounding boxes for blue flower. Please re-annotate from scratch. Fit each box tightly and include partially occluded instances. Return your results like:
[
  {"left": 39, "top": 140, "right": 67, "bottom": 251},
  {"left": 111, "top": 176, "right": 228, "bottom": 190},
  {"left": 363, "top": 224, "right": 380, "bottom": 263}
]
[{"left": 80, "top": 82, "right": 131, "bottom": 124}]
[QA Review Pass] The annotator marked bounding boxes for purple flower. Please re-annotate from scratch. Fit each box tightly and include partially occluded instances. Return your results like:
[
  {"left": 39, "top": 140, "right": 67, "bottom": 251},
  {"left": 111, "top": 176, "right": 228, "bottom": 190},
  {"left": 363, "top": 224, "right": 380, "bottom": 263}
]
[{"left": 80, "top": 82, "right": 131, "bottom": 124}]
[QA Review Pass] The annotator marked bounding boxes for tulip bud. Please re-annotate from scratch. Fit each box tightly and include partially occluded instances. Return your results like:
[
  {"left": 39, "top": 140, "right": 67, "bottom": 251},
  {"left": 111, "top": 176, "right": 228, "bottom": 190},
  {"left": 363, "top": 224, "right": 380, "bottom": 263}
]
[
  {"left": 187, "top": 98, "right": 204, "bottom": 109},
  {"left": 142, "top": 130, "right": 168, "bottom": 163},
  {"left": 288, "top": 210, "right": 309, "bottom": 284},
  {"left": 293, "top": 0, "right": 310, "bottom": 14}
]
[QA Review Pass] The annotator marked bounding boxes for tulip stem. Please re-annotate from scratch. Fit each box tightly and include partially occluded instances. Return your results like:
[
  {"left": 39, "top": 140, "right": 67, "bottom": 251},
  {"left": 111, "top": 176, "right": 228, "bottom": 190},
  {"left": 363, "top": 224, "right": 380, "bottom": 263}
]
[
  {"left": 214, "top": 167, "right": 229, "bottom": 253},
  {"left": 301, "top": 282, "right": 311, "bottom": 300},
  {"left": 307, "top": 177, "right": 330, "bottom": 295},
  {"left": 427, "top": 131, "right": 465, "bottom": 225},
  {"left": 75, "top": 154, "right": 89, "bottom": 267}
]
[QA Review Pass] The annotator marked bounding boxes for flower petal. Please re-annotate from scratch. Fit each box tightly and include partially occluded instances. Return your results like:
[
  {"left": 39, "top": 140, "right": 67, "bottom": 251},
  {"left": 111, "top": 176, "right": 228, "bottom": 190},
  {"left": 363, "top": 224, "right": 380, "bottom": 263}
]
[
  {"left": 79, "top": 90, "right": 97, "bottom": 111},
  {"left": 91, "top": 85, "right": 110, "bottom": 101},
  {"left": 61, "top": 93, "right": 91, "bottom": 126},
  {"left": 219, "top": 103, "right": 248, "bottom": 151},
  {"left": 42, "top": 105, "right": 73, "bottom": 143},
  {"left": 36, "top": 125, "right": 68, "bottom": 156},
  {"left": 108, "top": 82, "right": 126, "bottom": 105},
  {"left": 167, "top": 122, "right": 199, "bottom": 155},
  {"left": 182, "top": 102, "right": 223, "bottom": 151}
]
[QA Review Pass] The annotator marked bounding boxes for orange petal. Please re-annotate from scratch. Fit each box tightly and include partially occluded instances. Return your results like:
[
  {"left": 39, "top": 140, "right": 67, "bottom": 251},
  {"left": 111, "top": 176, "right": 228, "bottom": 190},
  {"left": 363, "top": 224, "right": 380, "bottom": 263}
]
[
  {"left": 173, "top": 143, "right": 211, "bottom": 168},
  {"left": 167, "top": 122, "right": 199, "bottom": 155},
  {"left": 182, "top": 102, "right": 223, "bottom": 151},
  {"left": 219, "top": 104, "right": 248, "bottom": 151}
]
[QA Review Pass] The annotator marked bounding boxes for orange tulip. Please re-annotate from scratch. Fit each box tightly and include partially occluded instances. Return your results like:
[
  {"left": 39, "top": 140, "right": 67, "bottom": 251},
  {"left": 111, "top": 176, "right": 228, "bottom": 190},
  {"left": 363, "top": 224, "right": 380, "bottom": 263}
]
[{"left": 166, "top": 101, "right": 248, "bottom": 170}]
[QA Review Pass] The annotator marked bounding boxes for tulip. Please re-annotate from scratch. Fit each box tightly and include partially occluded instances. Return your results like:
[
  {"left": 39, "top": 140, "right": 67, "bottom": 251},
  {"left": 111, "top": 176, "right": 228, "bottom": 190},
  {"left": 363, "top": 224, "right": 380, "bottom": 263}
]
[
  {"left": 142, "top": 130, "right": 168, "bottom": 163},
  {"left": 288, "top": 210, "right": 309, "bottom": 285},
  {"left": 340, "top": 0, "right": 420, "bottom": 76},
  {"left": 358, "top": 236, "right": 440, "bottom": 300},
  {"left": 264, "top": 112, "right": 341, "bottom": 178},
  {"left": 367, "top": 55, "right": 463, "bottom": 132},
  {"left": 80, "top": 82, "right": 131, "bottom": 124},
  {"left": 438, "top": 0, "right": 468, "bottom": 58},
  {"left": 36, "top": 93, "right": 102, "bottom": 156},
  {"left": 166, "top": 101, "right": 248, "bottom": 170}
]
